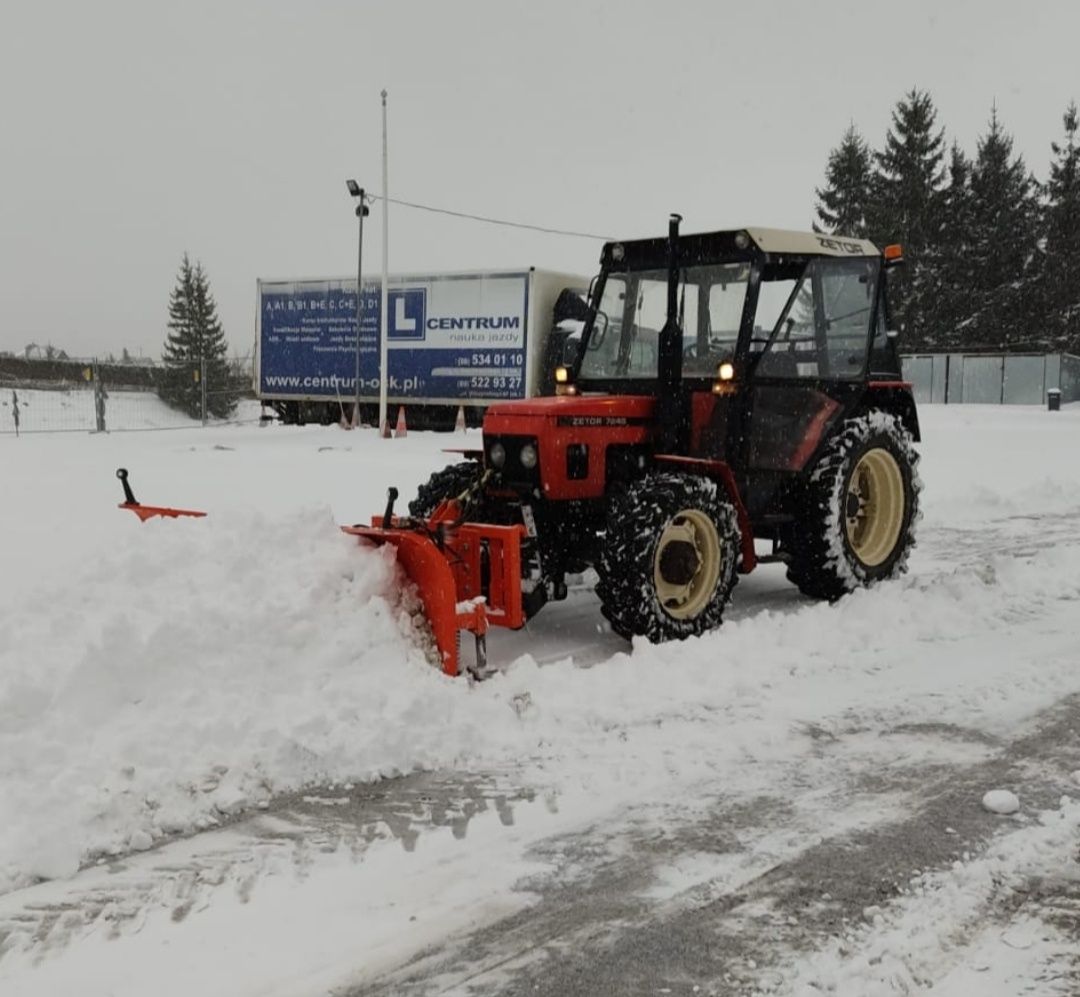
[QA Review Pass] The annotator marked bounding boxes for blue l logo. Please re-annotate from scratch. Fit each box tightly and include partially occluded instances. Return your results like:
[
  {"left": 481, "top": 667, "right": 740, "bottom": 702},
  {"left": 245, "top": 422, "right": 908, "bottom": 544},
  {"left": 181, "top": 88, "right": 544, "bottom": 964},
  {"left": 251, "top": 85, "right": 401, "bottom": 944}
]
[{"left": 388, "top": 289, "right": 426, "bottom": 341}]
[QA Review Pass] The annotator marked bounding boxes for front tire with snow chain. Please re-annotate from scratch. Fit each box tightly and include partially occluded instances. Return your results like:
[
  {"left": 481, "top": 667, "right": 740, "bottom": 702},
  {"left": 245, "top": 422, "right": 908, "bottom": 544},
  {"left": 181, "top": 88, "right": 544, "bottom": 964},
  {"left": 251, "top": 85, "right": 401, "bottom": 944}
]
[
  {"left": 785, "top": 411, "right": 920, "bottom": 601},
  {"left": 408, "top": 462, "right": 483, "bottom": 519},
  {"left": 597, "top": 473, "right": 740, "bottom": 643}
]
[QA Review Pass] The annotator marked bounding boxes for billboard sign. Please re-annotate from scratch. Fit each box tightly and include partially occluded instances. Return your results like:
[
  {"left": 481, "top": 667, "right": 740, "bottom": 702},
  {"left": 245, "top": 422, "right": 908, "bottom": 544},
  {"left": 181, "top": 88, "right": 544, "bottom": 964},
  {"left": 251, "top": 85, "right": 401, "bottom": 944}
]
[{"left": 257, "top": 272, "right": 529, "bottom": 402}]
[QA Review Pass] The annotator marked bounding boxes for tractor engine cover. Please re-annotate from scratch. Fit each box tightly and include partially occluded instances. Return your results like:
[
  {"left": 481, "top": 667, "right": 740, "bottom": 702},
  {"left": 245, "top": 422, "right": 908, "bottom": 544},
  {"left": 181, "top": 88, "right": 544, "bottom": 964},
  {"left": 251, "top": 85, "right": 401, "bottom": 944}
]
[{"left": 482, "top": 395, "right": 656, "bottom": 501}]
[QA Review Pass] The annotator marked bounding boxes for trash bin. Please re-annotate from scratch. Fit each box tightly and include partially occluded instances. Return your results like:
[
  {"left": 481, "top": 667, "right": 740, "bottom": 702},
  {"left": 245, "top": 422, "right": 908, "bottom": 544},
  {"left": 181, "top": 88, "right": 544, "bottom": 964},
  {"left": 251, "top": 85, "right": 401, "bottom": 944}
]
[{"left": 1048, "top": 388, "right": 1062, "bottom": 411}]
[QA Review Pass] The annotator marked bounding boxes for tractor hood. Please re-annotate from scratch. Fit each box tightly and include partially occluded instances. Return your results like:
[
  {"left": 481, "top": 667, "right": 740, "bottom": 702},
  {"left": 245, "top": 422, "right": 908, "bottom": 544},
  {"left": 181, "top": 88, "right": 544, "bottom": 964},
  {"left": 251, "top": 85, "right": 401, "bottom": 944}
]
[
  {"left": 484, "top": 394, "right": 656, "bottom": 425},
  {"left": 483, "top": 395, "right": 657, "bottom": 501}
]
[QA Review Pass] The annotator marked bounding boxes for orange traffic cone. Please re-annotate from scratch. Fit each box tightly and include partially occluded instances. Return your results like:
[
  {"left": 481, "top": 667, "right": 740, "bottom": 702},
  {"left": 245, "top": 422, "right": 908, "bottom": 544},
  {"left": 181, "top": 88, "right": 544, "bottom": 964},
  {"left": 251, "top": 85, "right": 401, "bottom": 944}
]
[
  {"left": 394, "top": 405, "right": 408, "bottom": 438},
  {"left": 454, "top": 405, "right": 467, "bottom": 433}
]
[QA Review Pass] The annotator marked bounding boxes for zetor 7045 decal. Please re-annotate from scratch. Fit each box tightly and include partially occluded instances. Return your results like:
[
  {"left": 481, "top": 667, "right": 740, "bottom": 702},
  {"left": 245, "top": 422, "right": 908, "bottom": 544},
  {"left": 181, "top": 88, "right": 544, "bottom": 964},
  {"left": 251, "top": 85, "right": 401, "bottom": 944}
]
[{"left": 349, "top": 219, "right": 921, "bottom": 677}]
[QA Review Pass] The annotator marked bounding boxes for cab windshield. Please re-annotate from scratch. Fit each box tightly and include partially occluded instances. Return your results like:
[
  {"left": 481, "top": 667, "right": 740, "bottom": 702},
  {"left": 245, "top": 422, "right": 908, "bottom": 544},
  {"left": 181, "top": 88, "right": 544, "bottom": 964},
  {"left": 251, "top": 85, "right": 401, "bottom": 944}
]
[{"left": 578, "top": 264, "right": 750, "bottom": 380}]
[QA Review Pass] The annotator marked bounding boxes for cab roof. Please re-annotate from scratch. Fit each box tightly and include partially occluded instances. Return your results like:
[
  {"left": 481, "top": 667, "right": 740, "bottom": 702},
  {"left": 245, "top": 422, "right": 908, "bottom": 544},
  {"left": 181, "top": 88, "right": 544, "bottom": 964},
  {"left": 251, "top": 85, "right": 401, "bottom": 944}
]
[
  {"left": 600, "top": 227, "right": 881, "bottom": 269},
  {"left": 744, "top": 228, "right": 879, "bottom": 257}
]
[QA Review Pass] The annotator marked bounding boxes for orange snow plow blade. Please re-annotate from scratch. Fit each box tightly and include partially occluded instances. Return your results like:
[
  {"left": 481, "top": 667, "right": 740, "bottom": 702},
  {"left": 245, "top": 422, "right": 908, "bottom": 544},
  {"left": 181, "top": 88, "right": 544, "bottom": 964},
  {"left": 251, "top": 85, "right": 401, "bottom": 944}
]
[
  {"left": 116, "top": 468, "right": 207, "bottom": 521},
  {"left": 122, "top": 504, "right": 208, "bottom": 522},
  {"left": 342, "top": 500, "right": 527, "bottom": 678}
]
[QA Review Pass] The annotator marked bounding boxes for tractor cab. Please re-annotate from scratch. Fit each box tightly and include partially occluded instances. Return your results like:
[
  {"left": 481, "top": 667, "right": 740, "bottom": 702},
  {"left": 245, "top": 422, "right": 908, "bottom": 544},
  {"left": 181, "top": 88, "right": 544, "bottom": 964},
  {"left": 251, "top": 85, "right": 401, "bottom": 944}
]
[{"left": 555, "top": 223, "right": 915, "bottom": 521}]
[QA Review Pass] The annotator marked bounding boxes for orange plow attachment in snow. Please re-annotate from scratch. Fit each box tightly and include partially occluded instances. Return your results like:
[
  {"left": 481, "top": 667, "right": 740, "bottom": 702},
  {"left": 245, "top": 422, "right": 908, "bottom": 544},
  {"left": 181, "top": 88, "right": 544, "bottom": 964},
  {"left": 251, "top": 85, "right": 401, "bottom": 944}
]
[
  {"left": 116, "top": 469, "right": 521, "bottom": 678},
  {"left": 342, "top": 491, "right": 528, "bottom": 678},
  {"left": 116, "top": 468, "right": 207, "bottom": 521}
]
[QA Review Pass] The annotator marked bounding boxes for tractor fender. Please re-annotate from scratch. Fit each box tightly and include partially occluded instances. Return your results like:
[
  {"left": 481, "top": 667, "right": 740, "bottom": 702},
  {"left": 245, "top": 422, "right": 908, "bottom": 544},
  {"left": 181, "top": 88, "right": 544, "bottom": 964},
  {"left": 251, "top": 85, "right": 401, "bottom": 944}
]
[
  {"left": 652, "top": 454, "right": 757, "bottom": 573},
  {"left": 863, "top": 381, "right": 920, "bottom": 442}
]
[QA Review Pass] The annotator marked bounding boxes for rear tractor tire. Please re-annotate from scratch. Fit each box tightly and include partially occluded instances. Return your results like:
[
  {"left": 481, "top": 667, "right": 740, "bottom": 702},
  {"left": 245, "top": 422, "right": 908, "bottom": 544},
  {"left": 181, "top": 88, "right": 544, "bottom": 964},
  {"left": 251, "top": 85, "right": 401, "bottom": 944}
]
[
  {"left": 786, "top": 411, "right": 920, "bottom": 601},
  {"left": 597, "top": 473, "right": 740, "bottom": 643},
  {"left": 408, "top": 461, "right": 484, "bottom": 519}
]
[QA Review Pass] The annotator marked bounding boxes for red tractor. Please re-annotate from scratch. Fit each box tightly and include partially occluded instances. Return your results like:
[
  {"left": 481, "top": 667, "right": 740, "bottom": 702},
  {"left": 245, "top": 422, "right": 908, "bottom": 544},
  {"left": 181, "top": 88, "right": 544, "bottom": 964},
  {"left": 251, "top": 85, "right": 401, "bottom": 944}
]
[{"left": 349, "top": 218, "right": 921, "bottom": 676}]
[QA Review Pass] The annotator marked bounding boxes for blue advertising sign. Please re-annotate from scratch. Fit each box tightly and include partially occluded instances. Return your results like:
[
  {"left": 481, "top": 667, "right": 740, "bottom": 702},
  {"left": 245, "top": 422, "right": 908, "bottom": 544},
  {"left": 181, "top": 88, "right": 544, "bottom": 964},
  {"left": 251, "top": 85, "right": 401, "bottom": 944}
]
[{"left": 257, "top": 273, "right": 529, "bottom": 402}]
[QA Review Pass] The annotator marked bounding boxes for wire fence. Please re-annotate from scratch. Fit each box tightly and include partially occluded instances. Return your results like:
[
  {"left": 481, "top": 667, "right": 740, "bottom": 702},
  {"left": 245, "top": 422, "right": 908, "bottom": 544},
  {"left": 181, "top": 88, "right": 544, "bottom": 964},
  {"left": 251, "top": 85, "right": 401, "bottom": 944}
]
[{"left": 0, "top": 355, "right": 257, "bottom": 435}]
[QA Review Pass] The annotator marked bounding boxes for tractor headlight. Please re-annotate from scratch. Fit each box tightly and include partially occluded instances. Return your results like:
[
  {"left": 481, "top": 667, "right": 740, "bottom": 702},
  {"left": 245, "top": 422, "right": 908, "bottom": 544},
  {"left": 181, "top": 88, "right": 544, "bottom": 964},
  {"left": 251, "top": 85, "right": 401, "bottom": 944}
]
[
  {"left": 712, "top": 361, "right": 737, "bottom": 395},
  {"left": 489, "top": 442, "right": 506, "bottom": 468},
  {"left": 519, "top": 443, "right": 538, "bottom": 469},
  {"left": 554, "top": 364, "right": 578, "bottom": 395}
]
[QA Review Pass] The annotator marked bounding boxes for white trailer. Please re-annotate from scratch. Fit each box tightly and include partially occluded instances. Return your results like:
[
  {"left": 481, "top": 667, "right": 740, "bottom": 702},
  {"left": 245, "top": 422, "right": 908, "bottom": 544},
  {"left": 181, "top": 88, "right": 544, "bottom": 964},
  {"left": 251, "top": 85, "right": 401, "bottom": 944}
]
[{"left": 255, "top": 268, "right": 587, "bottom": 426}]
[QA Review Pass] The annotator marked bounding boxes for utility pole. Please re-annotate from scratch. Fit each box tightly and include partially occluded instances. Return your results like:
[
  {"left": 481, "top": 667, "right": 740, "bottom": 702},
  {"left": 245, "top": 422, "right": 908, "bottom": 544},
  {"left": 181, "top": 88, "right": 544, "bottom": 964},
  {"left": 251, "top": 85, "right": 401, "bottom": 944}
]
[
  {"left": 379, "top": 88, "right": 391, "bottom": 438},
  {"left": 346, "top": 180, "right": 369, "bottom": 428},
  {"left": 201, "top": 355, "right": 208, "bottom": 426}
]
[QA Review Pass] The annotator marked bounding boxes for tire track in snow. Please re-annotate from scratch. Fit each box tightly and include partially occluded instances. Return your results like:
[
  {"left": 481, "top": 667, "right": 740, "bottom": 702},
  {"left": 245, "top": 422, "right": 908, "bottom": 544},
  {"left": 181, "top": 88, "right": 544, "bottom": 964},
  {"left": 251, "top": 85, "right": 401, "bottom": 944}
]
[
  {"left": 344, "top": 696, "right": 1080, "bottom": 997},
  {"left": 492, "top": 508, "right": 1080, "bottom": 674},
  {"left": 0, "top": 772, "right": 545, "bottom": 963}
]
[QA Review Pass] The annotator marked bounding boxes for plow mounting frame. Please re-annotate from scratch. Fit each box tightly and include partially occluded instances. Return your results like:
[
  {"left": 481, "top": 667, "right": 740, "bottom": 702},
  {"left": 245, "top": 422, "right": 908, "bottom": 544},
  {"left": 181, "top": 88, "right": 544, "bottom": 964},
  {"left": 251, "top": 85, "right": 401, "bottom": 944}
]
[{"left": 342, "top": 501, "right": 527, "bottom": 678}]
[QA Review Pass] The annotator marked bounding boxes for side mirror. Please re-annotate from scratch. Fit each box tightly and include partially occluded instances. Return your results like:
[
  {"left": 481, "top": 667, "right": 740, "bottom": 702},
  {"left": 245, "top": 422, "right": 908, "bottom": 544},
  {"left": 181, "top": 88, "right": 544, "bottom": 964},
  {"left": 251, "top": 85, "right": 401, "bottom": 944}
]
[
  {"left": 553, "top": 288, "right": 591, "bottom": 325},
  {"left": 562, "top": 338, "right": 581, "bottom": 366}
]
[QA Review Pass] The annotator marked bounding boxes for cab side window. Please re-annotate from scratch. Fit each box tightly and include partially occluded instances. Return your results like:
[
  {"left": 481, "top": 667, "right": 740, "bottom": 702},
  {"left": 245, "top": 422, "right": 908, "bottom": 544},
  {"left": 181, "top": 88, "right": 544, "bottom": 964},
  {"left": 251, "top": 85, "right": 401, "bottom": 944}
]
[
  {"left": 754, "top": 270, "right": 819, "bottom": 378},
  {"left": 755, "top": 259, "right": 879, "bottom": 380},
  {"left": 819, "top": 259, "right": 879, "bottom": 378}
]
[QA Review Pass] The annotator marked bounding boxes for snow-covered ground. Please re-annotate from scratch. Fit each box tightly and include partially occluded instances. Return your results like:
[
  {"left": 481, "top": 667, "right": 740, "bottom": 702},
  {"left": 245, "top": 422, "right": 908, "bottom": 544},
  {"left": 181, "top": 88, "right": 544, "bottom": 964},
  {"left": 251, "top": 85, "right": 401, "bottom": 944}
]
[{"left": 2, "top": 399, "right": 1080, "bottom": 994}]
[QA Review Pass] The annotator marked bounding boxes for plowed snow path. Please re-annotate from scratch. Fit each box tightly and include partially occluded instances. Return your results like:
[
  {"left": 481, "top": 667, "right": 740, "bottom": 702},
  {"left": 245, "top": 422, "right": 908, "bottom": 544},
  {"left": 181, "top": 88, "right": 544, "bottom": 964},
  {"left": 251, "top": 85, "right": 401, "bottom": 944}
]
[
  {"left": 3, "top": 501, "right": 1080, "bottom": 995},
  {"left": 3, "top": 405, "right": 1080, "bottom": 995}
]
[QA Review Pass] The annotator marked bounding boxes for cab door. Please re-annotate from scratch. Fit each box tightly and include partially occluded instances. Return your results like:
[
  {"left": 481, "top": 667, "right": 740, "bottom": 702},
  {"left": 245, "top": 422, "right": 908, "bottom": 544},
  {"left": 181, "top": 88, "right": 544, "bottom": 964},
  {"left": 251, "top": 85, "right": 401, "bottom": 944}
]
[
  {"left": 685, "top": 266, "right": 752, "bottom": 460},
  {"left": 742, "top": 257, "right": 881, "bottom": 477}
]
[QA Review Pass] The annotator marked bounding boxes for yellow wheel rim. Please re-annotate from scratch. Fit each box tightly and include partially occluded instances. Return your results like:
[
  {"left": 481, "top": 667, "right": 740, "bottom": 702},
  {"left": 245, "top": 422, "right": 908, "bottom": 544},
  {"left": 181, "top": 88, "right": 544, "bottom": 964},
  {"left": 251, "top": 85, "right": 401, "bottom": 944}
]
[
  {"left": 845, "top": 448, "right": 905, "bottom": 567},
  {"left": 652, "top": 509, "right": 722, "bottom": 620}
]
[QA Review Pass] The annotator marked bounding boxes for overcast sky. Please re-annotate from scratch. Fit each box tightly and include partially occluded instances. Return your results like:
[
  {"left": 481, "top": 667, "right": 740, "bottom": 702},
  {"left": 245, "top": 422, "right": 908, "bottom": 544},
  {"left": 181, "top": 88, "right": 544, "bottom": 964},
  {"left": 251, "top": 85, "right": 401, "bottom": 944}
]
[{"left": 2, "top": 0, "right": 1077, "bottom": 359}]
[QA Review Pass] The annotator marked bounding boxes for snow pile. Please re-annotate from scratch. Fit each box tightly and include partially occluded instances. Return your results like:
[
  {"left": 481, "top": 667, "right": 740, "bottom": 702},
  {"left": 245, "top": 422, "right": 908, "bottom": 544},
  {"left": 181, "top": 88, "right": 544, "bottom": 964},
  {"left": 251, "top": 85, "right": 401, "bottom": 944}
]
[
  {"left": 0, "top": 511, "right": 511, "bottom": 892},
  {"left": 9, "top": 502, "right": 1080, "bottom": 896}
]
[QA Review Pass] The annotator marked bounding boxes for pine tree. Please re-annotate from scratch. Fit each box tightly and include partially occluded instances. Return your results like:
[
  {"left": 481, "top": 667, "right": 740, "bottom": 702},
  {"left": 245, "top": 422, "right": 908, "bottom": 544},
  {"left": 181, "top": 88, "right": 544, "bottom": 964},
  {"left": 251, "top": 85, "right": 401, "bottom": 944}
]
[
  {"left": 871, "top": 89, "right": 946, "bottom": 349},
  {"left": 925, "top": 143, "right": 975, "bottom": 349},
  {"left": 1041, "top": 102, "right": 1080, "bottom": 353},
  {"left": 965, "top": 107, "right": 1042, "bottom": 350},
  {"left": 160, "top": 254, "right": 234, "bottom": 419},
  {"left": 814, "top": 124, "right": 874, "bottom": 238}
]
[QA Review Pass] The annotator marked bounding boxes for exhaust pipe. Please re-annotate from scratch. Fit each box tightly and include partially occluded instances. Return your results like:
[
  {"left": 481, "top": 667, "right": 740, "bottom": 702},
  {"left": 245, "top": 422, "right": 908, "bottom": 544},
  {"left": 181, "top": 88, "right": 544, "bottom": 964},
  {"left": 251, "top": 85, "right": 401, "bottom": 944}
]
[{"left": 657, "top": 213, "right": 684, "bottom": 453}]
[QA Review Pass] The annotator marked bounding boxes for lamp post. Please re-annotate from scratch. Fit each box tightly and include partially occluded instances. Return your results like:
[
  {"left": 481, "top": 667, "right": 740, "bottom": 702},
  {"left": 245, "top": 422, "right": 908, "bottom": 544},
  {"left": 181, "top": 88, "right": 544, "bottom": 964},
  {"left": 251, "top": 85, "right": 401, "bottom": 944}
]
[{"left": 346, "top": 179, "right": 369, "bottom": 428}]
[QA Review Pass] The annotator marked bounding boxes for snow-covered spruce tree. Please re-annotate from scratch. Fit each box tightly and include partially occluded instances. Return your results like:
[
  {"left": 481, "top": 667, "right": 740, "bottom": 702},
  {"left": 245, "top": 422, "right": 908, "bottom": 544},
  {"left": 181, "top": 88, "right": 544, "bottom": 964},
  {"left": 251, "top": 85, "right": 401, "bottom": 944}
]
[
  {"left": 923, "top": 143, "right": 976, "bottom": 350},
  {"left": 965, "top": 108, "right": 1042, "bottom": 350},
  {"left": 160, "top": 254, "right": 234, "bottom": 419},
  {"left": 814, "top": 124, "right": 874, "bottom": 238},
  {"left": 1041, "top": 102, "right": 1080, "bottom": 354},
  {"left": 871, "top": 89, "right": 946, "bottom": 350}
]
